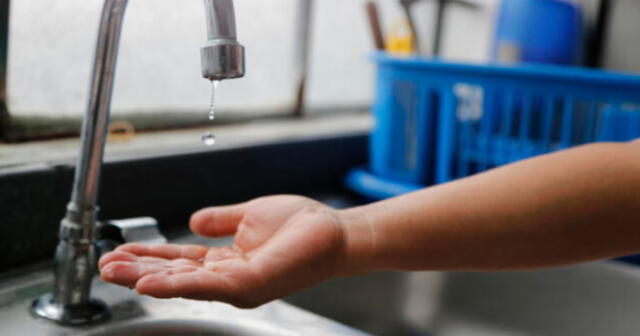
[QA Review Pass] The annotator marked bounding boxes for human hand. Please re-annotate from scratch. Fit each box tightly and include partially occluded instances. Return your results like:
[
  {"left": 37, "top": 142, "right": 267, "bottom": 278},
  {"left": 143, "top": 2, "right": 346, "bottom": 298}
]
[{"left": 98, "top": 195, "right": 351, "bottom": 308}]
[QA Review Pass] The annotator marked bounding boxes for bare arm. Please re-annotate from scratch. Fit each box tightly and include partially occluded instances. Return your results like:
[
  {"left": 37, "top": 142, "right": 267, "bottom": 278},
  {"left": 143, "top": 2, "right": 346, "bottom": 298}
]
[
  {"left": 99, "top": 140, "right": 640, "bottom": 307},
  {"left": 342, "top": 140, "right": 640, "bottom": 273}
]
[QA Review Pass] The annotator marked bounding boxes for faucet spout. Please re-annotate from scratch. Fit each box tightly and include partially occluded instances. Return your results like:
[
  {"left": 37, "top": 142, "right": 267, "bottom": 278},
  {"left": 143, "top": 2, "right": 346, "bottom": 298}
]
[
  {"left": 31, "top": 0, "right": 245, "bottom": 326},
  {"left": 201, "top": 0, "right": 245, "bottom": 80}
]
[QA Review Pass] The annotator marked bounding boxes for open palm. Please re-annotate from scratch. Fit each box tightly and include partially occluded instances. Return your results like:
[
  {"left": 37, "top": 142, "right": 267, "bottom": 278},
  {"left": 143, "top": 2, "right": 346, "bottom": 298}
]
[{"left": 98, "top": 195, "right": 347, "bottom": 308}]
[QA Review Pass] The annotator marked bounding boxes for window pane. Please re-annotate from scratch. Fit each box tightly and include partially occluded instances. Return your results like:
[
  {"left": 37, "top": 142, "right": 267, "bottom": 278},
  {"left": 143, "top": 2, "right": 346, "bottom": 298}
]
[{"left": 6, "top": 0, "right": 298, "bottom": 125}]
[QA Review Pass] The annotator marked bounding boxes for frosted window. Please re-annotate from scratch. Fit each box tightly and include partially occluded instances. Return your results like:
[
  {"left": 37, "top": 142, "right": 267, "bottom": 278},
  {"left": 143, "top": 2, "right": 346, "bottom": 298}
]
[{"left": 6, "top": 0, "right": 497, "bottom": 120}]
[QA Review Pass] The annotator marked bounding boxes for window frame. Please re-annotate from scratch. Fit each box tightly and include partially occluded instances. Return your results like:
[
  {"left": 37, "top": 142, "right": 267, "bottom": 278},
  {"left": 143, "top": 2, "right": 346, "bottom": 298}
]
[{"left": 0, "top": 0, "right": 9, "bottom": 135}]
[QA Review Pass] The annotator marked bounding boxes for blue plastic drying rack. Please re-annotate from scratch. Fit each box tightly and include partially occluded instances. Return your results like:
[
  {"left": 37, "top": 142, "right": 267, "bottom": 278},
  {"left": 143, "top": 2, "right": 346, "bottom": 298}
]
[{"left": 347, "top": 53, "right": 640, "bottom": 200}]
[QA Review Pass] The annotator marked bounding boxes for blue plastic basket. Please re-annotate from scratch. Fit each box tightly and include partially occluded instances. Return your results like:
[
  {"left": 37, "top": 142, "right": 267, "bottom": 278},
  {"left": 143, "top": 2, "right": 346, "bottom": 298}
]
[{"left": 347, "top": 54, "right": 640, "bottom": 200}]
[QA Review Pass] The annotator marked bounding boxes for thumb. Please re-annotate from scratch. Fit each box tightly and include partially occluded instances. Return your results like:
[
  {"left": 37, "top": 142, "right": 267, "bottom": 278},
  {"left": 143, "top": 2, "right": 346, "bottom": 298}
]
[{"left": 190, "top": 203, "right": 247, "bottom": 238}]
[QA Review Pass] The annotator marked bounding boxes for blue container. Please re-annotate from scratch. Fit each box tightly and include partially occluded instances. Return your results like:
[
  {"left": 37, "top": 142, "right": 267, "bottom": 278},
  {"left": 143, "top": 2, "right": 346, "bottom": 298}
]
[
  {"left": 493, "top": 0, "right": 583, "bottom": 65},
  {"left": 369, "top": 67, "right": 439, "bottom": 185},
  {"left": 597, "top": 105, "right": 640, "bottom": 142},
  {"left": 348, "top": 54, "right": 640, "bottom": 200}
]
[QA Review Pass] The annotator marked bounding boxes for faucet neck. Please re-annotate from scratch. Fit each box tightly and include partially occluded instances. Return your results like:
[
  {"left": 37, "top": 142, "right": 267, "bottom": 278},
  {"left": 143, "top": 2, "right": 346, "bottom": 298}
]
[
  {"left": 201, "top": 0, "right": 245, "bottom": 80},
  {"left": 70, "top": 0, "right": 128, "bottom": 213},
  {"left": 31, "top": 0, "right": 129, "bottom": 324},
  {"left": 204, "top": 0, "right": 237, "bottom": 41},
  {"left": 32, "top": 0, "right": 245, "bottom": 326}
]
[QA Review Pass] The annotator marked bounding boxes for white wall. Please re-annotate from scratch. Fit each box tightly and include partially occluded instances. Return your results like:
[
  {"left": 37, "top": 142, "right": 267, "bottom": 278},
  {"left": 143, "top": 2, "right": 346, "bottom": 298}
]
[
  {"left": 7, "top": 0, "right": 498, "bottom": 119},
  {"left": 601, "top": 0, "right": 640, "bottom": 73}
]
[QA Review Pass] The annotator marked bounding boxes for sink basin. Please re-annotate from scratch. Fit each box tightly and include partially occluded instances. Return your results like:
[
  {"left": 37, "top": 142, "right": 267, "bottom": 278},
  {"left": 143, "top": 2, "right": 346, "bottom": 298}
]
[
  {"left": 87, "top": 320, "right": 271, "bottom": 336},
  {"left": 5, "top": 225, "right": 640, "bottom": 336},
  {"left": 86, "top": 318, "right": 320, "bottom": 336},
  {"left": 0, "top": 267, "right": 369, "bottom": 336},
  {"left": 285, "top": 262, "right": 640, "bottom": 336}
]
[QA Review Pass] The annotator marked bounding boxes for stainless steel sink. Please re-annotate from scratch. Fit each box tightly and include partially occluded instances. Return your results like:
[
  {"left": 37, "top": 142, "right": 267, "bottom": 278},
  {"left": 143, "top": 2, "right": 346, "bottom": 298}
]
[
  {"left": 87, "top": 320, "right": 262, "bottom": 336},
  {"left": 86, "top": 320, "right": 274, "bottom": 336},
  {"left": 5, "top": 228, "right": 640, "bottom": 336},
  {"left": 0, "top": 265, "right": 369, "bottom": 336},
  {"left": 286, "top": 262, "right": 640, "bottom": 336}
]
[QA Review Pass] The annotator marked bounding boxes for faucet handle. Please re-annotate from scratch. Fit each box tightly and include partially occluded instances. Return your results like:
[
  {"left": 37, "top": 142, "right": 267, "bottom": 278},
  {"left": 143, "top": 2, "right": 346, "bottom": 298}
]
[
  {"left": 105, "top": 217, "right": 167, "bottom": 245},
  {"left": 96, "top": 217, "right": 167, "bottom": 256}
]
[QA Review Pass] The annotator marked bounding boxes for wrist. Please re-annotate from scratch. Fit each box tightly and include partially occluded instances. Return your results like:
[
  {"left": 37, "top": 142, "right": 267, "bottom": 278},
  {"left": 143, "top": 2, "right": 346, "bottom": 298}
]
[{"left": 336, "top": 206, "right": 377, "bottom": 276}]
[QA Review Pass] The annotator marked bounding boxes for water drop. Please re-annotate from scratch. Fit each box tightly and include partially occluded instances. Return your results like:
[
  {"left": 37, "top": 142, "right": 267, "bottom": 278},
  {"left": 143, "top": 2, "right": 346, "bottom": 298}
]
[
  {"left": 202, "top": 80, "right": 220, "bottom": 146},
  {"left": 208, "top": 80, "right": 220, "bottom": 121},
  {"left": 201, "top": 133, "right": 216, "bottom": 146}
]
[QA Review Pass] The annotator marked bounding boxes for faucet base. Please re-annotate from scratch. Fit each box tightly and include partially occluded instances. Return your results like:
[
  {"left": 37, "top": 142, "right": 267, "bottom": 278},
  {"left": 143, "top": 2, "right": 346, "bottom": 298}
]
[{"left": 31, "top": 293, "right": 110, "bottom": 326}]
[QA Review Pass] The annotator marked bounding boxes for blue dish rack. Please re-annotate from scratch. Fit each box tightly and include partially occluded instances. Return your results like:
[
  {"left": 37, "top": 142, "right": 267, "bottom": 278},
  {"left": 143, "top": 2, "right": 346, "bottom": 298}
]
[{"left": 346, "top": 53, "right": 640, "bottom": 200}]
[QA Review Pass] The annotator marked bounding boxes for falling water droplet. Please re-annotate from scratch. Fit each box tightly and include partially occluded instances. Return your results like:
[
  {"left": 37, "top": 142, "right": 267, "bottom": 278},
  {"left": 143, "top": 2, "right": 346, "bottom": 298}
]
[
  {"left": 201, "top": 132, "right": 216, "bottom": 146},
  {"left": 208, "top": 80, "right": 220, "bottom": 121},
  {"left": 202, "top": 80, "right": 221, "bottom": 146}
]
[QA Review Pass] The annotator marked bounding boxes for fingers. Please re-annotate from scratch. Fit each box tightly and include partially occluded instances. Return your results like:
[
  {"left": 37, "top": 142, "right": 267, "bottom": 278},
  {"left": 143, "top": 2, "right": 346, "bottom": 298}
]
[
  {"left": 100, "top": 261, "right": 167, "bottom": 288},
  {"left": 100, "top": 254, "right": 201, "bottom": 288},
  {"left": 98, "top": 250, "right": 169, "bottom": 269},
  {"left": 135, "top": 270, "right": 248, "bottom": 305},
  {"left": 98, "top": 250, "right": 138, "bottom": 269},
  {"left": 190, "top": 203, "right": 247, "bottom": 238},
  {"left": 100, "top": 246, "right": 267, "bottom": 308},
  {"left": 116, "top": 243, "right": 209, "bottom": 261}
]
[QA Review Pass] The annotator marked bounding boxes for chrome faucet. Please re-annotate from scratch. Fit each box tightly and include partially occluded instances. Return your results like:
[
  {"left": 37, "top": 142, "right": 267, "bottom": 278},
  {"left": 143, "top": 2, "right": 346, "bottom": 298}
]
[{"left": 30, "top": 0, "right": 244, "bottom": 326}]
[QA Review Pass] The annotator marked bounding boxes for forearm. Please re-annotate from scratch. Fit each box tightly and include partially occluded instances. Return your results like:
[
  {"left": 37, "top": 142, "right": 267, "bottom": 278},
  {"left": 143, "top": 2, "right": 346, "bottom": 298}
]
[{"left": 340, "top": 141, "right": 640, "bottom": 273}]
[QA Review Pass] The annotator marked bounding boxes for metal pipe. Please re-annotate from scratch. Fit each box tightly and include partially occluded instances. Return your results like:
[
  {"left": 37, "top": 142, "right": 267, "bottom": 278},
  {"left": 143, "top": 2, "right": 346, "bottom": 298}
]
[
  {"left": 58, "top": 0, "right": 129, "bottom": 308},
  {"left": 71, "top": 0, "right": 128, "bottom": 218},
  {"left": 31, "top": 1, "right": 129, "bottom": 324},
  {"left": 204, "top": 0, "right": 237, "bottom": 40},
  {"left": 201, "top": 0, "right": 245, "bottom": 80}
]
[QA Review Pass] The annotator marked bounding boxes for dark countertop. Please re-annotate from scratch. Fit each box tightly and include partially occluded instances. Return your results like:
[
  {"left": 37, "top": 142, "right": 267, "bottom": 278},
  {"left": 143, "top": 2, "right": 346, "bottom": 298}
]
[{"left": 0, "top": 133, "right": 368, "bottom": 272}]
